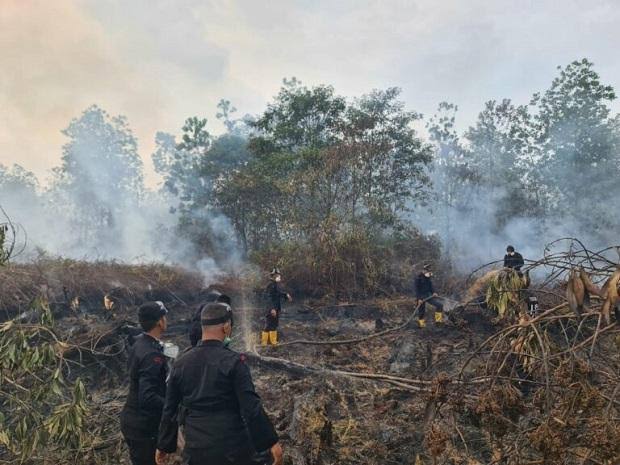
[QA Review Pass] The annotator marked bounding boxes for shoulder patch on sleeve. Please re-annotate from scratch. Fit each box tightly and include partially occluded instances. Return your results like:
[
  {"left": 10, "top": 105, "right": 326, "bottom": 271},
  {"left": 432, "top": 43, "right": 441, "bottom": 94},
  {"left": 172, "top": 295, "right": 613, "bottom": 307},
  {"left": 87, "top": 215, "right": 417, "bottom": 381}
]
[
  {"left": 152, "top": 356, "right": 164, "bottom": 365},
  {"left": 239, "top": 353, "right": 247, "bottom": 363}
]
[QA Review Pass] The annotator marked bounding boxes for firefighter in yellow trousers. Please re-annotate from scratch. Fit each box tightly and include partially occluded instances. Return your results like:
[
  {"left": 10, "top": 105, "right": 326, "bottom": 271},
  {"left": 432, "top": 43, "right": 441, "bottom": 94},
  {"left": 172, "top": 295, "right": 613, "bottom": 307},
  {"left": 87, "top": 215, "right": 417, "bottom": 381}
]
[{"left": 261, "top": 268, "right": 291, "bottom": 346}]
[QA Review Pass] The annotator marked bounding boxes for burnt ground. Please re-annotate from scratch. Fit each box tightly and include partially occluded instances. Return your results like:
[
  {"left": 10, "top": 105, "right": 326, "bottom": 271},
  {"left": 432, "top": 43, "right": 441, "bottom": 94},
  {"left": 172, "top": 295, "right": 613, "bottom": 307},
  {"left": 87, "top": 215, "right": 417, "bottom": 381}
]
[
  {"left": 44, "top": 289, "right": 501, "bottom": 465},
  {"left": 244, "top": 300, "right": 499, "bottom": 465},
  {"left": 1, "top": 262, "right": 618, "bottom": 465}
]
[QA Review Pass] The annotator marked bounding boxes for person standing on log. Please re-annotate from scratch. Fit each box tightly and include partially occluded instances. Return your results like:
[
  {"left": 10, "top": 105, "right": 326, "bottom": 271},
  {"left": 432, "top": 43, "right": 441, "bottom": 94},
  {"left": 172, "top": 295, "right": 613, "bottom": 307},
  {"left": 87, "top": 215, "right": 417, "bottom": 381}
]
[
  {"left": 415, "top": 265, "right": 444, "bottom": 328},
  {"left": 261, "top": 268, "right": 291, "bottom": 346},
  {"left": 156, "top": 302, "right": 283, "bottom": 465},
  {"left": 120, "top": 301, "right": 169, "bottom": 465}
]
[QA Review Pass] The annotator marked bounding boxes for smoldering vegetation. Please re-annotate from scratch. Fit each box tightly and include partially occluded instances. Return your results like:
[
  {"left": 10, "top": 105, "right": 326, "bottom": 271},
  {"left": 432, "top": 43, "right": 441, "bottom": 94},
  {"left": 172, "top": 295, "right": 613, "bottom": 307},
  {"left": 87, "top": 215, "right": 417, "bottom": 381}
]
[
  {"left": 1, "top": 58, "right": 619, "bottom": 464},
  {"left": 0, "top": 240, "right": 618, "bottom": 465}
]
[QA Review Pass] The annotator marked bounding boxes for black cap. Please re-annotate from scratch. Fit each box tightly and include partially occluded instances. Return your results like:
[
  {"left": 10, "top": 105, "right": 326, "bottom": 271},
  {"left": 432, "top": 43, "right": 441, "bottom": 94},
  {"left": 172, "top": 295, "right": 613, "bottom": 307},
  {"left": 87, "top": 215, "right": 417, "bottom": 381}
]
[
  {"left": 507, "top": 245, "right": 515, "bottom": 252},
  {"left": 204, "top": 290, "right": 232, "bottom": 305},
  {"left": 200, "top": 302, "right": 233, "bottom": 326},
  {"left": 423, "top": 264, "right": 432, "bottom": 272},
  {"left": 138, "top": 301, "right": 168, "bottom": 324},
  {"left": 204, "top": 290, "right": 222, "bottom": 302}
]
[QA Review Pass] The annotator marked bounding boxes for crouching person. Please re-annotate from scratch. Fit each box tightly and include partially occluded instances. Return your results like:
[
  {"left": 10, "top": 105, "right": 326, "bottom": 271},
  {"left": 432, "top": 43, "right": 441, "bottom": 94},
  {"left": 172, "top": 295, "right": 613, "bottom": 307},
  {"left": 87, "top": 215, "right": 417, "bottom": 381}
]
[{"left": 156, "top": 302, "right": 283, "bottom": 465}]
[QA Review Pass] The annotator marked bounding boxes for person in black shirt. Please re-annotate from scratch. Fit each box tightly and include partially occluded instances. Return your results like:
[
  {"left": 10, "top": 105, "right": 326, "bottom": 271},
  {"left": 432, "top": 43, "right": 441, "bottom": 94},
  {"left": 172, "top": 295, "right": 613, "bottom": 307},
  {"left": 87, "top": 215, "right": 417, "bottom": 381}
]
[
  {"left": 156, "top": 302, "right": 283, "bottom": 465},
  {"left": 187, "top": 290, "right": 231, "bottom": 347},
  {"left": 261, "top": 268, "right": 291, "bottom": 346},
  {"left": 414, "top": 265, "right": 444, "bottom": 328},
  {"left": 120, "top": 301, "right": 169, "bottom": 465},
  {"left": 504, "top": 245, "right": 525, "bottom": 272}
]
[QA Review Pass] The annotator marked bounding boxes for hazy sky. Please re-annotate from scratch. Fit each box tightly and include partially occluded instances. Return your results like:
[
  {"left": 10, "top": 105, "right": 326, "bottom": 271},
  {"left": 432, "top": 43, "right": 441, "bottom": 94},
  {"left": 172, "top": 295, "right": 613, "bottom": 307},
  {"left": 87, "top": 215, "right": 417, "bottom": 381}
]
[{"left": 2, "top": 0, "right": 619, "bottom": 186}]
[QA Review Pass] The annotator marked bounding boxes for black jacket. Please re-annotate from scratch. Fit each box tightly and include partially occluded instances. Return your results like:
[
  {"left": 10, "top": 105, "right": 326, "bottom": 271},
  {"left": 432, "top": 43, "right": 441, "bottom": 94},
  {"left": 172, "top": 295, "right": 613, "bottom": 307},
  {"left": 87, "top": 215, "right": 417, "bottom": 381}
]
[
  {"left": 414, "top": 273, "right": 434, "bottom": 299},
  {"left": 157, "top": 340, "right": 278, "bottom": 455},
  {"left": 266, "top": 281, "right": 288, "bottom": 311},
  {"left": 188, "top": 308, "right": 202, "bottom": 347},
  {"left": 504, "top": 252, "right": 524, "bottom": 271},
  {"left": 120, "top": 333, "right": 167, "bottom": 439}
]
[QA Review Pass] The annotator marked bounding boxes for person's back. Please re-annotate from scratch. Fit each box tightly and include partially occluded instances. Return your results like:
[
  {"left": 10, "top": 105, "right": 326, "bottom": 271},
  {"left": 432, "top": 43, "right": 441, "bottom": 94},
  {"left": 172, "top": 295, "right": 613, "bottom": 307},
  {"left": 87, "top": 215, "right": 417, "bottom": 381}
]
[
  {"left": 157, "top": 302, "right": 281, "bottom": 465},
  {"left": 177, "top": 342, "right": 249, "bottom": 450}
]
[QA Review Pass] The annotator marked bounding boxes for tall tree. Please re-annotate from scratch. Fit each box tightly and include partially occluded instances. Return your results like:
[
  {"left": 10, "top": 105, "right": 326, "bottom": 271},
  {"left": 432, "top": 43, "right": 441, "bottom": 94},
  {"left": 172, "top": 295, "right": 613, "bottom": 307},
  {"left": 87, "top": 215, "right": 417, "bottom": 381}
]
[
  {"left": 153, "top": 114, "right": 250, "bottom": 256},
  {"left": 426, "top": 102, "right": 478, "bottom": 250},
  {"left": 53, "top": 105, "right": 143, "bottom": 249},
  {"left": 219, "top": 82, "right": 433, "bottom": 251},
  {"left": 533, "top": 58, "right": 620, "bottom": 240},
  {"left": 465, "top": 99, "right": 541, "bottom": 229}
]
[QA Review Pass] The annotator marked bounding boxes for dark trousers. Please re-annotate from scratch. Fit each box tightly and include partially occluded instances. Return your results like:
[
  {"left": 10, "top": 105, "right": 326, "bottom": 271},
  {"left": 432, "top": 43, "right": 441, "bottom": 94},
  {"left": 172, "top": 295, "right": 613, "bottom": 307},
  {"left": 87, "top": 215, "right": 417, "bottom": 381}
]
[
  {"left": 264, "top": 312, "right": 279, "bottom": 331},
  {"left": 418, "top": 296, "right": 444, "bottom": 318},
  {"left": 185, "top": 447, "right": 255, "bottom": 465},
  {"left": 125, "top": 437, "right": 157, "bottom": 465}
]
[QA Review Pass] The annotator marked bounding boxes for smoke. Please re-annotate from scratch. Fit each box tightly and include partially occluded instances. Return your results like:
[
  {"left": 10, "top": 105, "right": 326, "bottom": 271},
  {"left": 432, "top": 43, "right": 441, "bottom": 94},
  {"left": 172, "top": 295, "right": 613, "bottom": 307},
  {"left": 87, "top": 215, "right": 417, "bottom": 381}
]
[
  {"left": 0, "top": 107, "right": 243, "bottom": 282},
  {"left": 0, "top": 179, "right": 244, "bottom": 289},
  {"left": 410, "top": 150, "right": 620, "bottom": 272}
]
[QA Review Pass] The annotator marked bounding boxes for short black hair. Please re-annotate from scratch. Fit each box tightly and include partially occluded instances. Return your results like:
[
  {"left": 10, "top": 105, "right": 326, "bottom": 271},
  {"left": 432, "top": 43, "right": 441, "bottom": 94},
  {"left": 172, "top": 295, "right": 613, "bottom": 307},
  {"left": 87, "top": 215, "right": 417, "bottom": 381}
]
[
  {"left": 138, "top": 301, "right": 168, "bottom": 332},
  {"left": 200, "top": 302, "right": 233, "bottom": 327},
  {"left": 506, "top": 245, "right": 515, "bottom": 252}
]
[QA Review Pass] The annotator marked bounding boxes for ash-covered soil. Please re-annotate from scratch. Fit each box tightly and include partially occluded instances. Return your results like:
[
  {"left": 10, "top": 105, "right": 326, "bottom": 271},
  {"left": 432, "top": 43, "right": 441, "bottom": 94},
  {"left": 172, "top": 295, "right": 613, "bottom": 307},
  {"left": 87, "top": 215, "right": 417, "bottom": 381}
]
[{"left": 1, "top": 261, "right": 618, "bottom": 465}]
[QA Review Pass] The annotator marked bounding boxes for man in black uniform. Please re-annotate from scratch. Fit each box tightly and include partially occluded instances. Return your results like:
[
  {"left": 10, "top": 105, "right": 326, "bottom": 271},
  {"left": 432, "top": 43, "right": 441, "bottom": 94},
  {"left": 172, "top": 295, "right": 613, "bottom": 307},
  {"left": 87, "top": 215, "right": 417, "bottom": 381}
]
[
  {"left": 261, "top": 268, "right": 291, "bottom": 346},
  {"left": 415, "top": 265, "right": 444, "bottom": 328},
  {"left": 188, "top": 290, "right": 232, "bottom": 347},
  {"left": 503, "top": 245, "right": 525, "bottom": 272},
  {"left": 120, "top": 301, "right": 169, "bottom": 465},
  {"left": 156, "top": 302, "right": 283, "bottom": 465}
]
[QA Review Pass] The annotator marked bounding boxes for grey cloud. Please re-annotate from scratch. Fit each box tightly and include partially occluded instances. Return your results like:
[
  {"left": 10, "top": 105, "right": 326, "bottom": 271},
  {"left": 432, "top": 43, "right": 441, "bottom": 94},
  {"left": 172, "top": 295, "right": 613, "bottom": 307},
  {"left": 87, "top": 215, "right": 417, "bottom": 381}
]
[{"left": 2, "top": 0, "right": 620, "bottom": 183}]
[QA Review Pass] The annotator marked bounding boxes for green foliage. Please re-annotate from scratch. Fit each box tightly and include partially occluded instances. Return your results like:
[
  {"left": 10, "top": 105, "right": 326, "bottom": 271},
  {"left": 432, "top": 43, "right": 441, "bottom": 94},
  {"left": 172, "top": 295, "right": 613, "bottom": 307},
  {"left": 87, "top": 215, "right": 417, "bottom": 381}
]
[
  {"left": 149, "top": 60, "right": 620, "bottom": 291},
  {"left": 155, "top": 82, "right": 434, "bottom": 293},
  {"left": 485, "top": 269, "right": 526, "bottom": 320},
  {"left": 153, "top": 115, "right": 251, "bottom": 256},
  {"left": 219, "top": 82, "right": 433, "bottom": 253},
  {"left": 0, "top": 301, "right": 88, "bottom": 463},
  {"left": 211, "top": 82, "right": 434, "bottom": 294}
]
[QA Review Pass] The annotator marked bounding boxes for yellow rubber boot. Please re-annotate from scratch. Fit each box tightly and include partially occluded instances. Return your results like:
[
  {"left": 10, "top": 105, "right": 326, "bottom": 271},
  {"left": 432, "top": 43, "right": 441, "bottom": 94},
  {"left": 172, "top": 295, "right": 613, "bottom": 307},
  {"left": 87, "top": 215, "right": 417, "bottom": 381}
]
[
  {"left": 418, "top": 319, "right": 426, "bottom": 328},
  {"left": 435, "top": 312, "right": 444, "bottom": 324},
  {"left": 268, "top": 330, "right": 278, "bottom": 345},
  {"left": 261, "top": 331, "right": 269, "bottom": 346}
]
